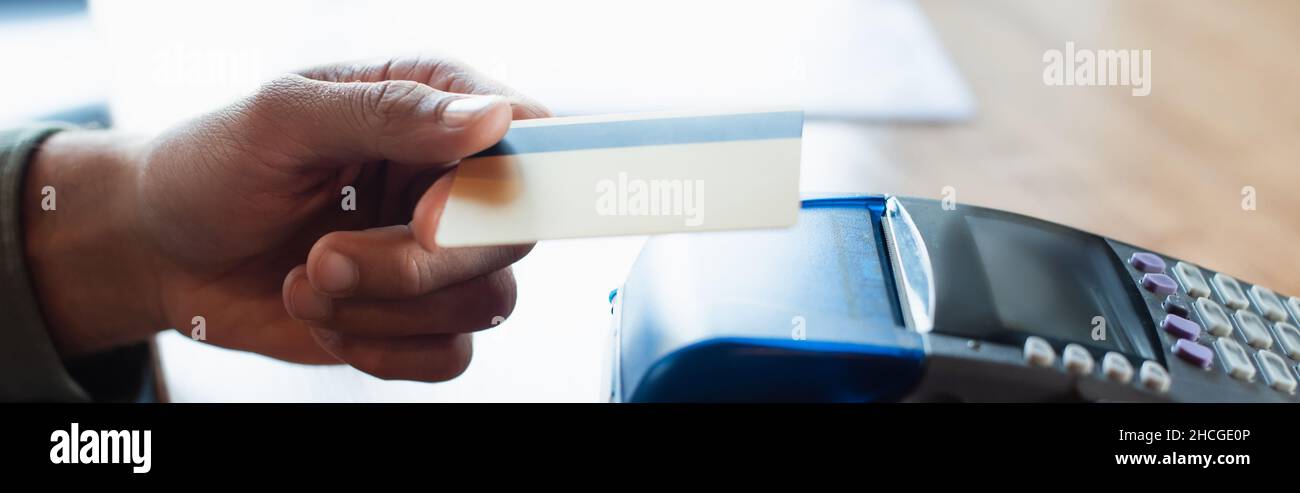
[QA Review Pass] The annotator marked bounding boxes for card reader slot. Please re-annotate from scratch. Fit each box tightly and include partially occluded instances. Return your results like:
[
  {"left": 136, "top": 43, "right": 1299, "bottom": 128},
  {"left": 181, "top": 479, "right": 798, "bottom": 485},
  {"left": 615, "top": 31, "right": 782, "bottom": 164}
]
[{"left": 880, "top": 196, "right": 936, "bottom": 333}]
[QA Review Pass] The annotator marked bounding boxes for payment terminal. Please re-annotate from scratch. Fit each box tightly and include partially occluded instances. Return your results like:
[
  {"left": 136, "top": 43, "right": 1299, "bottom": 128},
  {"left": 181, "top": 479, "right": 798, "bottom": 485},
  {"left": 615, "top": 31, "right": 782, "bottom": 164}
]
[{"left": 605, "top": 195, "right": 1300, "bottom": 402}]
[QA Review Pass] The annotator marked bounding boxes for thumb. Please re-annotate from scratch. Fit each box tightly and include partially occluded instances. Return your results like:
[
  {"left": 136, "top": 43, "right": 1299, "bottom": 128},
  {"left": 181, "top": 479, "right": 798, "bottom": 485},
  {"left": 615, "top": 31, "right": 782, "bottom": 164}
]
[{"left": 240, "top": 74, "right": 512, "bottom": 167}]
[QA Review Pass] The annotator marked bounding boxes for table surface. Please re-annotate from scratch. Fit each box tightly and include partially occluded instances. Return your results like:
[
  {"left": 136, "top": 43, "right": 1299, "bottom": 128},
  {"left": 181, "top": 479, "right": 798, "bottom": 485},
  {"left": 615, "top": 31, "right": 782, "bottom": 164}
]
[{"left": 159, "top": 0, "right": 1300, "bottom": 401}]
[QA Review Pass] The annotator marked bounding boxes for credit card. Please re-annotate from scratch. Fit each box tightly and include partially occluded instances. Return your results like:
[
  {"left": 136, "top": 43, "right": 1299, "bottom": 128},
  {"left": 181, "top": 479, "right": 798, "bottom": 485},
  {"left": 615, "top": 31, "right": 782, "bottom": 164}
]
[{"left": 435, "top": 109, "right": 803, "bottom": 247}]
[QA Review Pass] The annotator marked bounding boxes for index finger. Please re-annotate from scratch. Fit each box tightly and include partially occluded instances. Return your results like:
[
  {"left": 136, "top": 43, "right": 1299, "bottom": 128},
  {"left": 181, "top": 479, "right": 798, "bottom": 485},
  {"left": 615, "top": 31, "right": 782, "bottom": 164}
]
[{"left": 298, "top": 56, "right": 553, "bottom": 120}]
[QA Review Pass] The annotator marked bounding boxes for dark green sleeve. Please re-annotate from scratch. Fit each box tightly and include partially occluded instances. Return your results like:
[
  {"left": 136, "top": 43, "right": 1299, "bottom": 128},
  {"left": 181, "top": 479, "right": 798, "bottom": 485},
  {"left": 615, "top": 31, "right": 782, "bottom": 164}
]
[{"left": 0, "top": 125, "right": 97, "bottom": 401}]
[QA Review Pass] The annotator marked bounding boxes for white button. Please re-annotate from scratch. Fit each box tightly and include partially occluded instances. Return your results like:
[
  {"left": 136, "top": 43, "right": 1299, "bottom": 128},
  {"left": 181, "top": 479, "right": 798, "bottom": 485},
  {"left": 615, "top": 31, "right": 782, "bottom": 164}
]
[
  {"left": 1213, "top": 273, "right": 1250, "bottom": 310},
  {"left": 1195, "top": 298, "right": 1233, "bottom": 337},
  {"left": 1139, "top": 360, "right": 1171, "bottom": 393},
  {"left": 1174, "top": 262, "right": 1211, "bottom": 298},
  {"left": 1102, "top": 352, "right": 1133, "bottom": 383},
  {"left": 1062, "top": 344, "right": 1094, "bottom": 375},
  {"left": 1271, "top": 321, "right": 1300, "bottom": 360},
  {"left": 1249, "top": 285, "right": 1288, "bottom": 322},
  {"left": 1234, "top": 310, "right": 1273, "bottom": 349},
  {"left": 1023, "top": 336, "right": 1055, "bottom": 367},
  {"left": 1287, "top": 296, "right": 1300, "bottom": 323},
  {"left": 1214, "top": 338, "right": 1255, "bottom": 381},
  {"left": 1255, "top": 350, "right": 1297, "bottom": 394}
]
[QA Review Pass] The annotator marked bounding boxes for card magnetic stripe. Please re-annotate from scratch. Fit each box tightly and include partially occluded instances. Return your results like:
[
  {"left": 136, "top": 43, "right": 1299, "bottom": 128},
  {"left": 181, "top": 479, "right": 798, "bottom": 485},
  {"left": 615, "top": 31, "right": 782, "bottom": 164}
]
[{"left": 471, "top": 111, "right": 804, "bottom": 157}]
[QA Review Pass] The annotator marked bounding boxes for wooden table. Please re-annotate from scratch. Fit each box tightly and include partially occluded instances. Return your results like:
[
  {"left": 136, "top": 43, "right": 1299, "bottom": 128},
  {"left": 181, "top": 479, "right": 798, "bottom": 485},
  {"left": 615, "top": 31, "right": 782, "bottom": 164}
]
[{"left": 802, "top": 0, "right": 1300, "bottom": 296}]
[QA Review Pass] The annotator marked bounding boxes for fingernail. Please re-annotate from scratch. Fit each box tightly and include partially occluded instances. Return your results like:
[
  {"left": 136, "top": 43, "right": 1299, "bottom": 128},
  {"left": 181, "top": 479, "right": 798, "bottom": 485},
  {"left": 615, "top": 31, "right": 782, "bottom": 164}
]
[
  {"left": 290, "top": 279, "right": 332, "bottom": 321},
  {"left": 315, "top": 251, "right": 358, "bottom": 294},
  {"left": 441, "top": 95, "right": 501, "bottom": 128}
]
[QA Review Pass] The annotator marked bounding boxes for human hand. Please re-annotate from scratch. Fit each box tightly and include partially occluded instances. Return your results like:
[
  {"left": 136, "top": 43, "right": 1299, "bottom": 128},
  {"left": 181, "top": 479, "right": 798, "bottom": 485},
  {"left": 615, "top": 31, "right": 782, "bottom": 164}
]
[{"left": 25, "top": 57, "right": 550, "bottom": 381}]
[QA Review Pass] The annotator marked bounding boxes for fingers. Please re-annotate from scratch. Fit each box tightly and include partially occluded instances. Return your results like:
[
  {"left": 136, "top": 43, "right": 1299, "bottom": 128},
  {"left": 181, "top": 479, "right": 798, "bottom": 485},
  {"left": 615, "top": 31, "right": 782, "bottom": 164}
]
[
  {"left": 283, "top": 265, "right": 508, "bottom": 381},
  {"left": 298, "top": 56, "right": 553, "bottom": 120},
  {"left": 310, "top": 268, "right": 517, "bottom": 337},
  {"left": 411, "top": 171, "right": 455, "bottom": 250},
  {"left": 304, "top": 224, "right": 530, "bottom": 299},
  {"left": 239, "top": 74, "right": 513, "bottom": 167},
  {"left": 310, "top": 328, "right": 473, "bottom": 382},
  {"left": 304, "top": 174, "right": 531, "bottom": 299},
  {"left": 290, "top": 219, "right": 525, "bottom": 335},
  {"left": 284, "top": 199, "right": 529, "bottom": 327}
]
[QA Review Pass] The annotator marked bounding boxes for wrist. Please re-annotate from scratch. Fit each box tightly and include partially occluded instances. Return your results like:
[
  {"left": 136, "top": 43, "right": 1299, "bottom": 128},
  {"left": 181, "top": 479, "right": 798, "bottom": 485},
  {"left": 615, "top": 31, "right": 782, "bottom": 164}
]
[{"left": 23, "top": 129, "right": 166, "bottom": 357}]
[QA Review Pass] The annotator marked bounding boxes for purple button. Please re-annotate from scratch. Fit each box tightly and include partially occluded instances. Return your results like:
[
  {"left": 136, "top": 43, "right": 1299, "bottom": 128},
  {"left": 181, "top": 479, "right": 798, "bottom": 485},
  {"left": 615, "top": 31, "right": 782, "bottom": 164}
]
[
  {"left": 1161, "top": 314, "right": 1201, "bottom": 340},
  {"left": 1172, "top": 339, "right": 1214, "bottom": 368},
  {"left": 1129, "top": 252, "right": 1166, "bottom": 273},
  {"left": 1142, "top": 273, "right": 1177, "bottom": 295}
]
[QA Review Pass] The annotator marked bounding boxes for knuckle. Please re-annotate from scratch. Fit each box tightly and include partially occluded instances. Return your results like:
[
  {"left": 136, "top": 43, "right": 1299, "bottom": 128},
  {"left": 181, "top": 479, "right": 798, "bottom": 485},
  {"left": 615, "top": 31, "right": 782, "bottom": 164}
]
[
  {"left": 367, "top": 366, "right": 408, "bottom": 382},
  {"left": 399, "top": 248, "right": 435, "bottom": 296},
  {"left": 433, "top": 270, "right": 517, "bottom": 332},
  {"left": 248, "top": 74, "right": 311, "bottom": 114},
  {"left": 427, "top": 337, "right": 473, "bottom": 382},
  {"left": 346, "top": 347, "right": 407, "bottom": 382},
  {"left": 478, "top": 269, "right": 519, "bottom": 322},
  {"left": 356, "top": 360, "right": 404, "bottom": 382},
  {"left": 426, "top": 58, "right": 481, "bottom": 93},
  {"left": 426, "top": 56, "right": 469, "bottom": 73},
  {"left": 363, "top": 79, "right": 431, "bottom": 125},
  {"left": 359, "top": 337, "right": 471, "bottom": 383},
  {"left": 422, "top": 56, "right": 467, "bottom": 76}
]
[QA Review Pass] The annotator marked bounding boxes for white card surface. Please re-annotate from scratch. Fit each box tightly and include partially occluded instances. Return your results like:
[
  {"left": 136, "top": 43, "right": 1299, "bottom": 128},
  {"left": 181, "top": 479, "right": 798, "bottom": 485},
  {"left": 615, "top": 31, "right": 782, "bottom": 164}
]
[{"left": 436, "top": 109, "right": 804, "bottom": 247}]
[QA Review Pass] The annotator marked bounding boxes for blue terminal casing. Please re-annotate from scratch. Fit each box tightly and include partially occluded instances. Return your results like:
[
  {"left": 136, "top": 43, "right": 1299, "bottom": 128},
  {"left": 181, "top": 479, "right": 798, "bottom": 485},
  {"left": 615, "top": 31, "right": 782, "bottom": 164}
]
[{"left": 609, "top": 196, "right": 925, "bottom": 402}]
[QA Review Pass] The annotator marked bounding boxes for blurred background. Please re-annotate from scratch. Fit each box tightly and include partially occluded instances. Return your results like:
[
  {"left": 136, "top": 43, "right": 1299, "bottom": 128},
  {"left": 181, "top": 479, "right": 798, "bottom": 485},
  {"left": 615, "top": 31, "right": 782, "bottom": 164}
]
[{"left": 3, "top": 0, "right": 1298, "bottom": 401}]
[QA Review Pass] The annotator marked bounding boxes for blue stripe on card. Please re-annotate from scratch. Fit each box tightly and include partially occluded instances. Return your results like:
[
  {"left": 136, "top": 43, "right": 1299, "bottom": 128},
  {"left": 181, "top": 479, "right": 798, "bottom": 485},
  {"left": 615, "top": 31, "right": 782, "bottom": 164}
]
[{"left": 471, "top": 110, "right": 803, "bottom": 157}]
